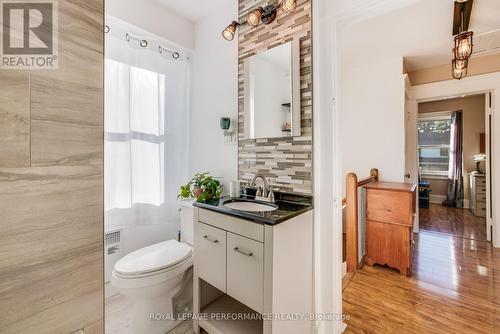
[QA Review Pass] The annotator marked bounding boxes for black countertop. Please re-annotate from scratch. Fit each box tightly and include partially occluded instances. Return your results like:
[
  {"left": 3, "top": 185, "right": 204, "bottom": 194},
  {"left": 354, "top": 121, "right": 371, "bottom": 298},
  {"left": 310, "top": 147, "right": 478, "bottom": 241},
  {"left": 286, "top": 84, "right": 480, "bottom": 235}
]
[{"left": 193, "top": 194, "right": 313, "bottom": 225}]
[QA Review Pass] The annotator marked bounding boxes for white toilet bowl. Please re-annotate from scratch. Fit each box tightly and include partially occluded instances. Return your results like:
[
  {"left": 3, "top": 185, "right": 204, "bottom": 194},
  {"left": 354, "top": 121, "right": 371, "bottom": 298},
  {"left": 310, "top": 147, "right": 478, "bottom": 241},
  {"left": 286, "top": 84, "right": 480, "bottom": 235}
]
[{"left": 111, "top": 240, "right": 193, "bottom": 334}]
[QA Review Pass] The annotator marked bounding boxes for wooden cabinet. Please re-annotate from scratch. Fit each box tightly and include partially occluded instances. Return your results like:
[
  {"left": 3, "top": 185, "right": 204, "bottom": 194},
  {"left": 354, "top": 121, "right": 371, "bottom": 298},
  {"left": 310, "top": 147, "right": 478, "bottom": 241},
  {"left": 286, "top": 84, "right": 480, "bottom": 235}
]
[
  {"left": 470, "top": 173, "right": 487, "bottom": 217},
  {"left": 364, "top": 182, "right": 416, "bottom": 276}
]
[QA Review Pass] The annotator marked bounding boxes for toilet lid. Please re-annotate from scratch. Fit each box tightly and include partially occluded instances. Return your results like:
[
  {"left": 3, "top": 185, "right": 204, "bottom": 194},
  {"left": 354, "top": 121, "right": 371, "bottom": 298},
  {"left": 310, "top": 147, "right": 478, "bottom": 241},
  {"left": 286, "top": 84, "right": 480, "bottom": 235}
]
[{"left": 114, "top": 240, "right": 192, "bottom": 276}]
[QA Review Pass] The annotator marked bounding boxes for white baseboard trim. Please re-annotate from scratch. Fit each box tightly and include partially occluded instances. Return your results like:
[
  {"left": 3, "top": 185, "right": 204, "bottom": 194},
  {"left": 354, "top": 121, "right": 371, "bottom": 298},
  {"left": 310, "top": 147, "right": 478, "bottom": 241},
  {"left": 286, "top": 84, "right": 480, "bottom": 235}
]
[
  {"left": 429, "top": 195, "right": 469, "bottom": 209},
  {"left": 429, "top": 194, "right": 446, "bottom": 204}
]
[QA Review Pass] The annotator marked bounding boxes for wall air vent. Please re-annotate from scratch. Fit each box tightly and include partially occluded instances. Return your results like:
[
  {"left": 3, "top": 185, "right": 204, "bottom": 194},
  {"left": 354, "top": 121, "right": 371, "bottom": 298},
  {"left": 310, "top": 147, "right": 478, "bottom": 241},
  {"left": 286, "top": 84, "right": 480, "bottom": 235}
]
[{"left": 104, "top": 229, "right": 122, "bottom": 283}]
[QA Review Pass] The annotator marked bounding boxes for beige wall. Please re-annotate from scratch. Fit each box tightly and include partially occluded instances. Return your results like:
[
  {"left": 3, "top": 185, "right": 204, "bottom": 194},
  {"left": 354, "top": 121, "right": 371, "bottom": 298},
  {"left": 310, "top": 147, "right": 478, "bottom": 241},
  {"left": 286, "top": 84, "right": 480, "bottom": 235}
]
[
  {"left": 409, "top": 53, "right": 500, "bottom": 86},
  {"left": 0, "top": 1, "right": 104, "bottom": 333},
  {"left": 419, "top": 94, "right": 486, "bottom": 202}
]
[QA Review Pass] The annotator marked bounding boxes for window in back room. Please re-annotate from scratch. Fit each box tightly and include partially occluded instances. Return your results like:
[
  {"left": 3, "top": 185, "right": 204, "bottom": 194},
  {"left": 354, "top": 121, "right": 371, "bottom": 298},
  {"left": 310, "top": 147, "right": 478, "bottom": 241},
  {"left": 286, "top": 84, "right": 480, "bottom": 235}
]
[{"left": 418, "top": 115, "right": 452, "bottom": 176}]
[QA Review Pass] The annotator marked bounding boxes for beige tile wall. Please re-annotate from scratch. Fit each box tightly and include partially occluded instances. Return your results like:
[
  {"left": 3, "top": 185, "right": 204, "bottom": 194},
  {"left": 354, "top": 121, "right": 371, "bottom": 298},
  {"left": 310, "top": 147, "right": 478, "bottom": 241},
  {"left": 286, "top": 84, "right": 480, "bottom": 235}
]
[{"left": 0, "top": 0, "right": 104, "bottom": 333}]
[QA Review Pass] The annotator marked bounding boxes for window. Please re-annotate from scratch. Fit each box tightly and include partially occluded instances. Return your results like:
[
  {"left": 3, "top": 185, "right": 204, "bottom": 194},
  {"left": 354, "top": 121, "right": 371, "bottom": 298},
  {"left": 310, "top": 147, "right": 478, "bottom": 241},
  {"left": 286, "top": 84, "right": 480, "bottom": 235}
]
[
  {"left": 418, "top": 115, "right": 452, "bottom": 176},
  {"left": 105, "top": 59, "right": 166, "bottom": 210}
]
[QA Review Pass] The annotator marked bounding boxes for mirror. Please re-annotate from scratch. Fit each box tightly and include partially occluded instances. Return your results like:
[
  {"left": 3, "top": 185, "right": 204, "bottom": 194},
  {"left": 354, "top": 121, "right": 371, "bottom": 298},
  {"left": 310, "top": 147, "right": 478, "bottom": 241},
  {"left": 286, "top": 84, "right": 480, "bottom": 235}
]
[{"left": 243, "top": 40, "right": 301, "bottom": 139}]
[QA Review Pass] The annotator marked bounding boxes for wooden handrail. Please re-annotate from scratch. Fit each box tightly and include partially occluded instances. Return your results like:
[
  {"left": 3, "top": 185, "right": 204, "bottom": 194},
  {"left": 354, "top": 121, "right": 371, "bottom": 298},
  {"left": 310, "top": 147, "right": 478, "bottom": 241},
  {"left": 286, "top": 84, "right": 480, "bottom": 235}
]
[{"left": 345, "top": 168, "right": 379, "bottom": 274}]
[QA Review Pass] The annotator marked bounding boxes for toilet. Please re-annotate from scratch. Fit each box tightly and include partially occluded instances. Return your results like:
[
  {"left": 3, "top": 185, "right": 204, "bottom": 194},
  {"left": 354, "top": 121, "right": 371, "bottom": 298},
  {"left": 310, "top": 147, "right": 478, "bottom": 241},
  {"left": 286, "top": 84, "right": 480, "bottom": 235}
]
[{"left": 111, "top": 200, "right": 195, "bottom": 334}]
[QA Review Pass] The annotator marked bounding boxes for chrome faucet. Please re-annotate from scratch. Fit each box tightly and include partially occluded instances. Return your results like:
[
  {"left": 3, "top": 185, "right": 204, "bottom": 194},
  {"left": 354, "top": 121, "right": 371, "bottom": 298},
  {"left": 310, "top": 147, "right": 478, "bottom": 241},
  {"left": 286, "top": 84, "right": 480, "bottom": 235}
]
[
  {"left": 250, "top": 174, "right": 268, "bottom": 197},
  {"left": 250, "top": 174, "right": 275, "bottom": 202}
]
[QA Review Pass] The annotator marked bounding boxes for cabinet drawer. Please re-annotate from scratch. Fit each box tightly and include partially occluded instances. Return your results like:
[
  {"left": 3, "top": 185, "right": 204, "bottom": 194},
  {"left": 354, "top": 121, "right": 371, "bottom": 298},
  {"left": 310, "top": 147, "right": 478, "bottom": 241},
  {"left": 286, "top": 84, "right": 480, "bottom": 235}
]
[
  {"left": 199, "top": 209, "right": 264, "bottom": 242},
  {"left": 476, "top": 186, "right": 487, "bottom": 196},
  {"left": 227, "top": 232, "right": 264, "bottom": 313},
  {"left": 196, "top": 222, "right": 227, "bottom": 292},
  {"left": 366, "top": 189, "right": 413, "bottom": 226},
  {"left": 476, "top": 193, "right": 487, "bottom": 202},
  {"left": 476, "top": 201, "right": 487, "bottom": 217},
  {"left": 476, "top": 178, "right": 486, "bottom": 186}
]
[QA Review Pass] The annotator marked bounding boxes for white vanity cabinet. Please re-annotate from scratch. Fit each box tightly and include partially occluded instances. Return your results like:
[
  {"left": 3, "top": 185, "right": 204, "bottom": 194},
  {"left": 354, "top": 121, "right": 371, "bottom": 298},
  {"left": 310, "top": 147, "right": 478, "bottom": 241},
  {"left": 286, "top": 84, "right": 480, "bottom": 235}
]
[{"left": 193, "top": 207, "right": 313, "bottom": 334}]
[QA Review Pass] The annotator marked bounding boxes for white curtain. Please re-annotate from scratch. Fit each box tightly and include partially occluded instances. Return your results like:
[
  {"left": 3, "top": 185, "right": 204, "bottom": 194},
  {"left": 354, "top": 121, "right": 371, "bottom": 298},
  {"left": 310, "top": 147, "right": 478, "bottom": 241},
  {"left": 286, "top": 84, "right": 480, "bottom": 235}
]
[{"left": 105, "top": 24, "right": 190, "bottom": 231}]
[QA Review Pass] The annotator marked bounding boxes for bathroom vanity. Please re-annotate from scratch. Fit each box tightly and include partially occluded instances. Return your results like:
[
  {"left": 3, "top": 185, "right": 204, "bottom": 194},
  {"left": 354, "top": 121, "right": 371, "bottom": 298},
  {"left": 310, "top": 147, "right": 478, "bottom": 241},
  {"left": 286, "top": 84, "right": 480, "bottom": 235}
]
[{"left": 192, "top": 195, "right": 313, "bottom": 334}]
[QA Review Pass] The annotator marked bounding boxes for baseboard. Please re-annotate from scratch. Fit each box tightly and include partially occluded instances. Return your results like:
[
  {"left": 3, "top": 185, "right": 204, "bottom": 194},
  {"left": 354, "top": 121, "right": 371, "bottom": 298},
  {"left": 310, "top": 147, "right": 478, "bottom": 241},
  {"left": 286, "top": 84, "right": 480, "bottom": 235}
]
[
  {"left": 429, "top": 194, "right": 446, "bottom": 204},
  {"left": 429, "top": 195, "right": 469, "bottom": 209}
]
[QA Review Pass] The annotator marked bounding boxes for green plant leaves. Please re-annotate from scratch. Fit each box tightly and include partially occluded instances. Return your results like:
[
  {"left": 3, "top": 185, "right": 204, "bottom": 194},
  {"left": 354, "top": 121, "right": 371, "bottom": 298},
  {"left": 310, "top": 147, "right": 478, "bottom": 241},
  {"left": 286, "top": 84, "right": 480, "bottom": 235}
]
[{"left": 178, "top": 172, "right": 224, "bottom": 202}]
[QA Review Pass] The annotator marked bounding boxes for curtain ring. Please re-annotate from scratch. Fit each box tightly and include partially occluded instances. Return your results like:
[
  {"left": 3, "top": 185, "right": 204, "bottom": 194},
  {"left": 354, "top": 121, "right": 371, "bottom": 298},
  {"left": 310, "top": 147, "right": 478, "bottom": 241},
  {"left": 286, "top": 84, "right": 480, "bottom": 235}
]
[
  {"left": 172, "top": 52, "right": 180, "bottom": 59},
  {"left": 104, "top": 25, "right": 110, "bottom": 33},
  {"left": 125, "top": 33, "right": 131, "bottom": 42},
  {"left": 140, "top": 40, "right": 148, "bottom": 47}
]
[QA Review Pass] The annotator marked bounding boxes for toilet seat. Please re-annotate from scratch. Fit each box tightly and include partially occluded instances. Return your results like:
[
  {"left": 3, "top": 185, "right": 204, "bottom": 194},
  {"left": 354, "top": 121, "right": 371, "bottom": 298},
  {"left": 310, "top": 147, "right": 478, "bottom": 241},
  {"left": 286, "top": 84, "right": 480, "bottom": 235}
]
[{"left": 114, "top": 240, "right": 192, "bottom": 279}]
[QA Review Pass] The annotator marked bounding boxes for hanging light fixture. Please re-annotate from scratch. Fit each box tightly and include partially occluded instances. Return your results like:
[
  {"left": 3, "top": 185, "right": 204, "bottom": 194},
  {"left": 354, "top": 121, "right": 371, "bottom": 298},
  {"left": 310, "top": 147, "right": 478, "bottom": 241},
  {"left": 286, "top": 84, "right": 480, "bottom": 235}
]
[
  {"left": 222, "top": 21, "right": 239, "bottom": 41},
  {"left": 454, "top": 31, "right": 474, "bottom": 60},
  {"left": 452, "top": 59, "right": 468, "bottom": 80},
  {"left": 281, "top": 0, "right": 297, "bottom": 14},
  {"left": 247, "top": 7, "right": 263, "bottom": 26},
  {"left": 452, "top": 55, "right": 468, "bottom": 70}
]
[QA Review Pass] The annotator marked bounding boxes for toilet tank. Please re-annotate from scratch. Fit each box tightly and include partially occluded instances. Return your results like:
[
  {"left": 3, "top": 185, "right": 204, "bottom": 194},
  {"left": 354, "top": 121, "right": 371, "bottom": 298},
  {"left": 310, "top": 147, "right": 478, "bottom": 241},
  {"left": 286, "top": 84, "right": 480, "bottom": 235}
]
[{"left": 179, "top": 199, "right": 195, "bottom": 245}]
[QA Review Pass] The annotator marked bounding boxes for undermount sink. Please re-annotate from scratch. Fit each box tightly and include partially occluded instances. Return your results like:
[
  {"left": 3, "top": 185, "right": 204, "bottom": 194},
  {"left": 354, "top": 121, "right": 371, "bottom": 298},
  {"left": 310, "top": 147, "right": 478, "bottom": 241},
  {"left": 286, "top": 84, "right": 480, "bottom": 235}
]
[{"left": 223, "top": 200, "right": 278, "bottom": 212}]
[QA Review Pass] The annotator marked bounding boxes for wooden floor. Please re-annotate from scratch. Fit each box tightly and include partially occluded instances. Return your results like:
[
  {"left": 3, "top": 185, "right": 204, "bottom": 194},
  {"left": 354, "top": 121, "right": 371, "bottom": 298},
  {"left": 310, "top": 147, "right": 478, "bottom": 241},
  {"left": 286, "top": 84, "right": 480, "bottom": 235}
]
[
  {"left": 420, "top": 203, "right": 487, "bottom": 240},
  {"left": 343, "top": 231, "right": 500, "bottom": 334}
]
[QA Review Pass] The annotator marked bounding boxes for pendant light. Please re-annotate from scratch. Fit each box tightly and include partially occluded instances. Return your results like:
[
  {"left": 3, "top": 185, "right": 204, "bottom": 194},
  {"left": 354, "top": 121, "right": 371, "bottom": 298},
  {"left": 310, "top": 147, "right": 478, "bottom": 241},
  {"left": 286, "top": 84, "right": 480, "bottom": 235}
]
[
  {"left": 454, "top": 31, "right": 474, "bottom": 60},
  {"left": 452, "top": 59, "right": 468, "bottom": 80}
]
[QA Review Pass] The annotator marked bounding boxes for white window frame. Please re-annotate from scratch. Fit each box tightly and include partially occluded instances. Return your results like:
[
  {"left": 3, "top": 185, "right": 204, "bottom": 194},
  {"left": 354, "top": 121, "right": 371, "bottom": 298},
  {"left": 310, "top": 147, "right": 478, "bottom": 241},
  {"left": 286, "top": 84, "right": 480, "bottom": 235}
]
[{"left": 418, "top": 111, "right": 454, "bottom": 178}]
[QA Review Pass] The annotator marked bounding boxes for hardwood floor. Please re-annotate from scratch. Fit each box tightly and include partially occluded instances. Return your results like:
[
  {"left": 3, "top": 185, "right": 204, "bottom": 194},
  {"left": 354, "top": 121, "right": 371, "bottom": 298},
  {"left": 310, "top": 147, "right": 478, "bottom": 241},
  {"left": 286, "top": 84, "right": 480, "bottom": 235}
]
[
  {"left": 343, "top": 231, "right": 500, "bottom": 334},
  {"left": 420, "top": 203, "right": 487, "bottom": 241}
]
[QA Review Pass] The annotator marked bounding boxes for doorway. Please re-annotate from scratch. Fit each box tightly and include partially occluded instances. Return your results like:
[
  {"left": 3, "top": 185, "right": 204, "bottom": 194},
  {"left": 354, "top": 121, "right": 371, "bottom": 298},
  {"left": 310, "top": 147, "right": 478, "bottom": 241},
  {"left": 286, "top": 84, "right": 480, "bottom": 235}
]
[{"left": 415, "top": 94, "right": 491, "bottom": 241}]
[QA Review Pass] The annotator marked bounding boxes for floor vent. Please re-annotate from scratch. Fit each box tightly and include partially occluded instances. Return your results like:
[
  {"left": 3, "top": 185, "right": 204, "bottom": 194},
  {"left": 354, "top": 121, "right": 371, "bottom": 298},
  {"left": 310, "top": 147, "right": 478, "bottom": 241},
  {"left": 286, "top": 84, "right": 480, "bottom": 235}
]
[{"left": 105, "top": 229, "right": 122, "bottom": 283}]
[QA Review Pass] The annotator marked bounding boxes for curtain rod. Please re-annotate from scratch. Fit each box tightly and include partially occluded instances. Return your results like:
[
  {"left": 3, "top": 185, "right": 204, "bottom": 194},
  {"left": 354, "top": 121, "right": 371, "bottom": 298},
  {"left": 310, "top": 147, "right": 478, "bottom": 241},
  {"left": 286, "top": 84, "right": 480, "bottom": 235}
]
[{"left": 105, "top": 25, "right": 183, "bottom": 60}]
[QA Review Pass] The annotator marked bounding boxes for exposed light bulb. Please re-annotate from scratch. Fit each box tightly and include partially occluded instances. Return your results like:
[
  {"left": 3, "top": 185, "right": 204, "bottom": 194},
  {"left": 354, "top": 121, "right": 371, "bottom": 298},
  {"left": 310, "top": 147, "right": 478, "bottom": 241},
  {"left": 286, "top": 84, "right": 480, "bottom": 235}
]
[
  {"left": 281, "top": 0, "right": 297, "bottom": 14},
  {"left": 222, "top": 21, "right": 239, "bottom": 41},
  {"left": 454, "top": 31, "right": 473, "bottom": 60},
  {"left": 247, "top": 7, "right": 263, "bottom": 27}
]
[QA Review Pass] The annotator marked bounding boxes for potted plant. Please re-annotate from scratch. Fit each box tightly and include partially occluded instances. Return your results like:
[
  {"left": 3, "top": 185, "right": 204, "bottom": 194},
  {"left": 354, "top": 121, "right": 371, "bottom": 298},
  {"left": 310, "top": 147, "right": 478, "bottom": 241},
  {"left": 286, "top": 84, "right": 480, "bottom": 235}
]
[{"left": 178, "top": 173, "right": 224, "bottom": 203}]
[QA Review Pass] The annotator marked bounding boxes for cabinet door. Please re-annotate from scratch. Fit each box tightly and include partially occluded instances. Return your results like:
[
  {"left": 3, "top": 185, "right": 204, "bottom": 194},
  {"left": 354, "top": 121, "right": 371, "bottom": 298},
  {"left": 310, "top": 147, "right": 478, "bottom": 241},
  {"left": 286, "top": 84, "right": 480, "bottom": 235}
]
[
  {"left": 227, "top": 232, "right": 264, "bottom": 313},
  {"left": 196, "top": 222, "right": 227, "bottom": 292}
]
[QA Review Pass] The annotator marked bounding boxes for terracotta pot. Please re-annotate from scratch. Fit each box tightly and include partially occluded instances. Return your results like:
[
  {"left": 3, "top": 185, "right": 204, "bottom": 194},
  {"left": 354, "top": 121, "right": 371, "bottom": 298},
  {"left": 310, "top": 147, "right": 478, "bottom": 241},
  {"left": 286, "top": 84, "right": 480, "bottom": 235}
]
[{"left": 192, "top": 186, "right": 203, "bottom": 198}]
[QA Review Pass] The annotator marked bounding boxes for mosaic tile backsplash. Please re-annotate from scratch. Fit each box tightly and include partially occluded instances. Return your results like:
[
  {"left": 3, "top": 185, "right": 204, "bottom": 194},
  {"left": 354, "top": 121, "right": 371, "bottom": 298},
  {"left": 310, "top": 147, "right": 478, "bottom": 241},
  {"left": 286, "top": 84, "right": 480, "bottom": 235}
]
[{"left": 238, "top": 0, "right": 313, "bottom": 194}]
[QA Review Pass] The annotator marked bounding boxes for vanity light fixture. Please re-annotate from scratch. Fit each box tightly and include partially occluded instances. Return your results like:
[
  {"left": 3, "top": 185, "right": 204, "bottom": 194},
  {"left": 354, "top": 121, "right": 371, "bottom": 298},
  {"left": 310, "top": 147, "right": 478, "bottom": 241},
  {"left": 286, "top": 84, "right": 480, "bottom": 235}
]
[
  {"left": 222, "top": 21, "right": 240, "bottom": 41},
  {"left": 222, "top": 0, "right": 297, "bottom": 41}
]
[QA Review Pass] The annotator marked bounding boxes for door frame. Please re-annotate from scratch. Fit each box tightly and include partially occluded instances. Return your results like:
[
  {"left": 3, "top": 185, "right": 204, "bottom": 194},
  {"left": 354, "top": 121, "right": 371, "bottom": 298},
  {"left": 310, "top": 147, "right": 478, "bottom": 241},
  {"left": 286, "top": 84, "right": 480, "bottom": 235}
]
[{"left": 409, "top": 72, "right": 500, "bottom": 246}]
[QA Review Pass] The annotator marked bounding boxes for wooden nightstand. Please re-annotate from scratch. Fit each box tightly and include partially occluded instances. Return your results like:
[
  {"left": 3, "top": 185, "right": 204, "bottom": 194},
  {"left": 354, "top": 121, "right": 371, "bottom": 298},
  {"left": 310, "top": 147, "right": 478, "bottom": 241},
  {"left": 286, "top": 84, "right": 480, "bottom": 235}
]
[{"left": 364, "top": 182, "right": 417, "bottom": 276}]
